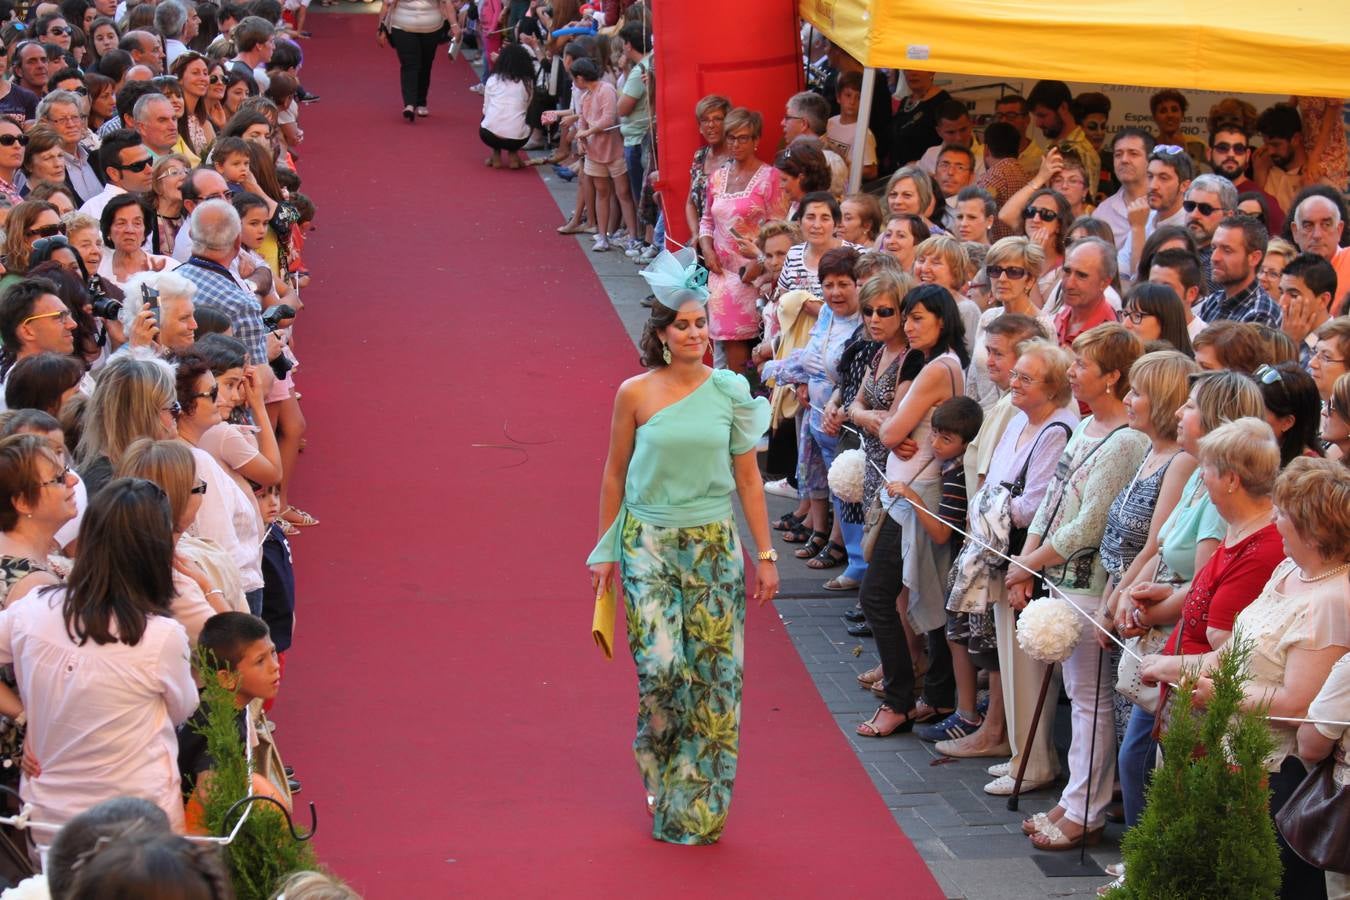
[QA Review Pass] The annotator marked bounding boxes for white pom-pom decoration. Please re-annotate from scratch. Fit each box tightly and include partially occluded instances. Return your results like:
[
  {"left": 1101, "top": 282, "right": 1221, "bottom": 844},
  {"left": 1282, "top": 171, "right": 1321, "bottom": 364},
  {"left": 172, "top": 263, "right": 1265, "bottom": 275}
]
[
  {"left": 1016, "top": 595, "right": 1084, "bottom": 663},
  {"left": 827, "top": 448, "right": 867, "bottom": 503}
]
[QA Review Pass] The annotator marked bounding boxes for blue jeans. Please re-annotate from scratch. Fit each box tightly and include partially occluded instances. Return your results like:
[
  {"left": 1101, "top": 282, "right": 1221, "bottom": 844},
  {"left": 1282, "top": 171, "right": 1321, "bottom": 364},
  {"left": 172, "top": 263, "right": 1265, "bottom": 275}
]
[
  {"left": 653, "top": 209, "right": 666, "bottom": 250},
  {"left": 1118, "top": 703, "right": 1157, "bottom": 827},
  {"left": 245, "top": 587, "right": 264, "bottom": 617},
  {"left": 810, "top": 423, "right": 867, "bottom": 583},
  {"left": 624, "top": 143, "right": 645, "bottom": 209}
]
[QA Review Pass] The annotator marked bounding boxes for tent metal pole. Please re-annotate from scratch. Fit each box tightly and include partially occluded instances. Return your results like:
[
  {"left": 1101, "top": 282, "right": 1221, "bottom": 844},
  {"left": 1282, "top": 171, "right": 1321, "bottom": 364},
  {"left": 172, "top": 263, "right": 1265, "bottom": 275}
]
[{"left": 848, "top": 66, "right": 876, "bottom": 193}]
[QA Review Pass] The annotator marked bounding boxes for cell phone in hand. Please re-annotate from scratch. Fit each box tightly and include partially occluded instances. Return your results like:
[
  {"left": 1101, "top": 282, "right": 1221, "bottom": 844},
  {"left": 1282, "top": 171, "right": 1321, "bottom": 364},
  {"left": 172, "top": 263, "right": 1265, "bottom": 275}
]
[{"left": 141, "top": 284, "right": 160, "bottom": 323}]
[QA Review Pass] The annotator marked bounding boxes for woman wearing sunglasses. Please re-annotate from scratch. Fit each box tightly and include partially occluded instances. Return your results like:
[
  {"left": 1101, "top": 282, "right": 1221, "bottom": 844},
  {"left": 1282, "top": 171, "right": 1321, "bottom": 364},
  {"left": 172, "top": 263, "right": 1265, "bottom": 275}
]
[
  {"left": 0, "top": 119, "right": 26, "bottom": 206},
  {"left": 171, "top": 348, "right": 266, "bottom": 616},
  {"left": 172, "top": 52, "right": 216, "bottom": 157},
  {"left": 966, "top": 236, "right": 1055, "bottom": 410},
  {"left": 0, "top": 200, "right": 63, "bottom": 289},
  {"left": 76, "top": 355, "right": 181, "bottom": 497}
]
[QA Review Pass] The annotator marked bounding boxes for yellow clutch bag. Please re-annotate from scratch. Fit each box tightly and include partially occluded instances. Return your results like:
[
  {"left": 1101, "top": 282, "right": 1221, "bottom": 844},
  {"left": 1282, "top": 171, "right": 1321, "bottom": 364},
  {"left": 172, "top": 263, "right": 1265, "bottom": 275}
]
[{"left": 592, "top": 584, "right": 616, "bottom": 660}]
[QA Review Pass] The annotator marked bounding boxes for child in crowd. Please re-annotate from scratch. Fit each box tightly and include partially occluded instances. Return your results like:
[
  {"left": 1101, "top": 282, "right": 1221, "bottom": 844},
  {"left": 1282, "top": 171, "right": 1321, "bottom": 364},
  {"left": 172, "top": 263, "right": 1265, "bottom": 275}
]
[
  {"left": 825, "top": 71, "right": 878, "bottom": 181},
  {"left": 289, "top": 191, "right": 316, "bottom": 290},
  {"left": 211, "top": 136, "right": 254, "bottom": 195},
  {"left": 879, "top": 397, "right": 986, "bottom": 742},
  {"left": 749, "top": 219, "right": 800, "bottom": 357},
  {"left": 179, "top": 612, "right": 291, "bottom": 833},
  {"left": 256, "top": 482, "right": 296, "bottom": 714},
  {"left": 479, "top": 43, "right": 536, "bottom": 170}
]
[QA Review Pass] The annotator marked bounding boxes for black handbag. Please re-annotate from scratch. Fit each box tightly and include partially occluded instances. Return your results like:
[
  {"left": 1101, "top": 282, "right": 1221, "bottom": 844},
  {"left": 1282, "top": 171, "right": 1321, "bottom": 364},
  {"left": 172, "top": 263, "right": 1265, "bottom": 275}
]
[{"left": 1275, "top": 756, "right": 1350, "bottom": 873}]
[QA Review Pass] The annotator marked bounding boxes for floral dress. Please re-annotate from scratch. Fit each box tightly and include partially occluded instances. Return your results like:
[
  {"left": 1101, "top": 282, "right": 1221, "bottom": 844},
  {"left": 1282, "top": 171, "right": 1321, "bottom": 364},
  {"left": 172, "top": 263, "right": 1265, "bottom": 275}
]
[
  {"left": 859, "top": 347, "right": 903, "bottom": 514},
  {"left": 698, "top": 163, "right": 786, "bottom": 342}
]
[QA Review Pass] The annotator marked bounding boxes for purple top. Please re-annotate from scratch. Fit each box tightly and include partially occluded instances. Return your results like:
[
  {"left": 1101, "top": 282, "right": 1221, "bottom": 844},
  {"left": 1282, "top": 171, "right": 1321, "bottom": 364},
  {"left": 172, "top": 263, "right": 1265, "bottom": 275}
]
[{"left": 984, "top": 407, "right": 1079, "bottom": 527}]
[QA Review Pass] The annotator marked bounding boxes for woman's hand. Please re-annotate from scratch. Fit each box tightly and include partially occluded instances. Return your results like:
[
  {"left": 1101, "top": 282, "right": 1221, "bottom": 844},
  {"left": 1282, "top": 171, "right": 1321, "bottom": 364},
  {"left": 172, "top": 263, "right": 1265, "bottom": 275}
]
[
  {"left": 173, "top": 553, "right": 214, "bottom": 597},
  {"left": 893, "top": 437, "right": 919, "bottom": 460},
  {"left": 885, "top": 480, "right": 914, "bottom": 501},
  {"left": 1034, "top": 146, "right": 1063, "bottom": 187},
  {"left": 1139, "top": 654, "right": 1168, "bottom": 687},
  {"left": 1191, "top": 674, "right": 1215, "bottom": 706},
  {"left": 129, "top": 306, "right": 159, "bottom": 348},
  {"left": 1007, "top": 580, "right": 1033, "bottom": 611},
  {"left": 1128, "top": 581, "right": 1171, "bottom": 606},
  {"left": 1095, "top": 607, "right": 1117, "bottom": 649},
  {"left": 754, "top": 560, "right": 779, "bottom": 606},
  {"left": 700, "top": 240, "right": 724, "bottom": 276},
  {"left": 590, "top": 562, "right": 615, "bottom": 599},
  {"left": 20, "top": 738, "right": 38, "bottom": 780},
  {"left": 377, "top": 27, "right": 388, "bottom": 48},
  {"left": 1005, "top": 560, "right": 1032, "bottom": 589}
]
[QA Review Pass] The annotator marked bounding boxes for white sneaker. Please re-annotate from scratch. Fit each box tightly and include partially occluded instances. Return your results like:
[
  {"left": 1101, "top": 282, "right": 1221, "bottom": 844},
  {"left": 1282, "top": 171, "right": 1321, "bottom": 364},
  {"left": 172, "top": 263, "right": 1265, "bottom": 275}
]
[
  {"left": 983, "top": 774, "right": 1052, "bottom": 796},
  {"left": 468, "top": 83, "right": 484, "bottom": 94},
  {"left": 637, "top": 244, "right": 660, "bottom": 263},
  {"left": 986, "top": 761, "right": 1011, "bottom": 778},
  {"left": 624, "top": 240, "right": 646, "bottom": 258},
  {"left": 591, "top": 235, "right": 611, "bottom": 252},
  {"left": 763, "top": 478, "right": 797, "bottom": 498}
]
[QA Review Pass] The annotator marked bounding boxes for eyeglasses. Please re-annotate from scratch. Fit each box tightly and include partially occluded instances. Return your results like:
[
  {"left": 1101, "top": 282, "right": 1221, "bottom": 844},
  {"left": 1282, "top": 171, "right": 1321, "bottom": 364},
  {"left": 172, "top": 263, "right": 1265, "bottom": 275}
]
[
  {"left": 937, "top": 160, "right": 971, "bottom": 173},
  {"left": 191, "top": 386, "right": 219, "bottom": 403},
  {"left": 157, "top": 167, "right": 188, "bottom": 180},
  {"left": 1182, "top": 200, "right": 1224, "bottom": 217},
  {"left": 26, "top": 222, "right": 67, "bottom": 238},
  {"left": 115, "top": 156, "right": 154, "bottom": 173},
  {"left": 782, "top": 115, "right": 804, "bottom": 123},
  {"left": 861, "top": 306, "right": 897, "bottom": 318},
  {"left": 1009, "top": 371, "right": 1045, "bottom": 385},
  {"left": 48, "top": 115, "right": 83, "bottom": 127},
  {"left": 1023, "top": 208, "right": 1059, "bottom": 222},
  {"left": 1051, "top": 176, "right": 1086, "bottom": 187},
  {"left": 190, "top": 479, "right": 208, "bottom": 495},
  {"left": 725, "top": 133, "right": 754, "bottom": 145},
  {"left": 163, "top": 401, "right": 182, "bottom": 417},
  {"left": 986, "top": 265, "right": 1028, "bottom": 280},
  {"left": 1122, "top": 307, "right": 1153, "bottom": 324},
  {"left": 38, "top": 465, "right": 70, "bottom": 488},
  {"left": 1254, "top": 364, "right": 1284, "bottom": 385},
  {"left": 0, "top": 134, "right": 29, "bottom": 147},
  {"left": 1082, "top": 120, "right": 1106, "bottom": 132},
  {"left": 20, "top": 308, "right": 72, "bottom": 327},
  {"left": 1312, "top": 348, "right": 1346, "bottom": 365},
  {"left": 1258, "top": 265, "right": 1285, "bottom": 281},
  {"left": 70, "top": 85, "right": 88, "bottom": 96},
  {"left": 1211, "top": 142, "right": 1248, "bottom": 155}
]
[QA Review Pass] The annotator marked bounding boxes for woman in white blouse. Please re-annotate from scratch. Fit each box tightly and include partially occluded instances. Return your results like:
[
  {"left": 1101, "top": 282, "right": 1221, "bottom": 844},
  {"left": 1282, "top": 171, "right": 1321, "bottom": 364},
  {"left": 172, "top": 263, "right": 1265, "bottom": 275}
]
[
  {"left": 0, "top": 478, "right": 198, "bottom": 849},
  {"left": 1144, "top": 457, "right": 1350, "bottom": 900}
]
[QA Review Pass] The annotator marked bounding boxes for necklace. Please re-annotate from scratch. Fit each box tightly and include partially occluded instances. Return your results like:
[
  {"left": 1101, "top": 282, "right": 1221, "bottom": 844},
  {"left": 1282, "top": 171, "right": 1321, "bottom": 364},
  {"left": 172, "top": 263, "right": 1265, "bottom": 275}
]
[
  {"left": 1298, "top": 561, "right": 1350, "bottom": 583},
  {"left": 1227, "top": 508, "right": 1273, "bottom": 544}
]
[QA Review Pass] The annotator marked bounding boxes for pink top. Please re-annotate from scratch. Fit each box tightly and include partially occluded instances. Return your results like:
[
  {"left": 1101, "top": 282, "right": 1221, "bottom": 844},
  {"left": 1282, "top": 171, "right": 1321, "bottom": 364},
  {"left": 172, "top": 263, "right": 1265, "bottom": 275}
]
[
  {"left": 0, "top": 588, "right": 196, "bottom": 846},
  {"left": 578, "top": 81, "right": 621, "bottom": 165},
  {"left": 188, "top": 447, "right": 263, "bottom": 593},
  {"left": 697, "top": 163, "right": 788, "bottom": 341}
]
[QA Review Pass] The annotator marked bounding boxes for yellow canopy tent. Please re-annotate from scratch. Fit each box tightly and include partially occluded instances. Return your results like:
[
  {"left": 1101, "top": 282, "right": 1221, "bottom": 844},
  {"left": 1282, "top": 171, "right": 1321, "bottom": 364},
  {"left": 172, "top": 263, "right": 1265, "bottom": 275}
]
[{"left": 799, "top": 0, "right": 1350, "bottom": 97}]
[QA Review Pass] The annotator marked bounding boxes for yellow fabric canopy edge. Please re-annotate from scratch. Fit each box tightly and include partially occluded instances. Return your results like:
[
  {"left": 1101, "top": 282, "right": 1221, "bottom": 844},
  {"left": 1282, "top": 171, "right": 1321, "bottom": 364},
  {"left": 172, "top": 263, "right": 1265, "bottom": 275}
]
[{"left": 800, "top": 0, "right": 1350, "bottom": 97}]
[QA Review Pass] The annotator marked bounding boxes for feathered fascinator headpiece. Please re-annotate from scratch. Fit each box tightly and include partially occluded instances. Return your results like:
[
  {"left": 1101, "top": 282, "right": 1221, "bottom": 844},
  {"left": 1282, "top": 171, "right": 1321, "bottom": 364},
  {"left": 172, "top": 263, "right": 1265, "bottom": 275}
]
[{"left": 639, "top": 247, "right": 709, "bottom": 310}]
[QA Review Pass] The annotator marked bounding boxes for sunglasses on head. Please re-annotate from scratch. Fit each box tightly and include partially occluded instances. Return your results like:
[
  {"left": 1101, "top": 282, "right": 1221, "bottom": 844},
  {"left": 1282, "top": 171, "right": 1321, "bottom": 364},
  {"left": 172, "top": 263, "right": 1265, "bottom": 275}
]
[
  {"left": 0, "top": 134, "right": 27, "bottom": 147},
  {"left": 1254, "top": 364, "right": 1284, "bottom": 386},
  {"left": 861, "top": 305, "right": 897, "bottom": 318},
  {"left": 1182, "top": 200, "right": 1223, "bottom": 217},
  {"left": 986, "top": 265, "right": 1028, "bottom": 280},
  {"left": 116, "top": 156, "right": 154, "bottom": 173},
  {"left": 31, "top": 235, "right": 70, "bottom": 254},
  {"left": 26, "top": 223, "right": 66, "bottom": 239},
  {"left": 1022, "top": 207, "right": 1059, "bottom": 222}
]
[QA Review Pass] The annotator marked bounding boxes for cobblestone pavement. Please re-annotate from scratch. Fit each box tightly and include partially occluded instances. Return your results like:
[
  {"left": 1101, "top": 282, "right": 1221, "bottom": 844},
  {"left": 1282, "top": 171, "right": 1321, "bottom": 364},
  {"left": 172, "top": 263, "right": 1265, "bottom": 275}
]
[{"left": 540, "top": 167, "right": 1124, "bottom": 898}]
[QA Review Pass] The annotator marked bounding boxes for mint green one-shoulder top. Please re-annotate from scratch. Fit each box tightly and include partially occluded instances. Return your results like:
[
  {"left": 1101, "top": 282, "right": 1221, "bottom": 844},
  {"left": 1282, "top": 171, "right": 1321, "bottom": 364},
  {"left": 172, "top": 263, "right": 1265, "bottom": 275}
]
[{"left": 587, "top": 369, "right": 770, "bottom": 565}]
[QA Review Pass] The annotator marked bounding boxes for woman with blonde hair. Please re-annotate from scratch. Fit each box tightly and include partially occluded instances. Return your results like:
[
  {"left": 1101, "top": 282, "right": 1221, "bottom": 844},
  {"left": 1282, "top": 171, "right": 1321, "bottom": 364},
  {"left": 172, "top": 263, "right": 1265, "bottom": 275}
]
[
  {"left": 913, "top": 235, "right": 980, "bottom": 357},
  {"left": 966, "top": 236, "right": 1054, "bottom": 409},
  {"left": 1257, "top": 236, "right": 1298, "bottom": 296},
  {"left": 1143, "top": 454, "right": 1350, "bottom": 899},
  {"left": 884, "top": 165, "right": 938, "bottom": 228},
  {"left": 76, "top": 355, "right": 179, "bottom": 497},
  {"left": 149, "top": 154, "right": 191, "bottom": 256},
  {"left": 117, "top": 438, "right": 238, "bottom": 645},
  {"left": 0, "top": 201, "right": 62, "bottom": 283}
]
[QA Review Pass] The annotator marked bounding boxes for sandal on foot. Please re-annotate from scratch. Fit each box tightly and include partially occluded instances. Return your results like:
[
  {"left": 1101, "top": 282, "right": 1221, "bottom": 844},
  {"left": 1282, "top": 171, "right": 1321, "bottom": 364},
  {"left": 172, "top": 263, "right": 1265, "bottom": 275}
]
[
  {"left": 283, "top": 506, "right": 319, "bottom": 527},
  {"left": 793, "top": 531, "right": 829, "bottom": 558},
  {"left": 1021, "top": 807, "right": 1064, "bottom": 835},
  {"left": 910, "top": 697, "right": 955, "bottom": 724},
  {"left": 276, "top": 519, "right": 298, "bottom": 536},
  {"left": 557, "top": 222, "right": 589, "bottom": 234},
  {"left": 856, "top": 664, "right": 883, "bottom": 687},
  {"left": 855, "top": 705, "right": 914, "bottom": 738},
  {"left": 805, "top": 541, "right": 847, "bottom": 569},
  {"left": 1030, "top": 821, "right": 1103, "bottom": 851},
  {"left": 780, "top": 524, "right": 815, "bottom": 544},
  {"left": 772, "top": 511, "right": 805, "bottom": 531},
  {"left": 822, "top": 574, "right": 859, "bottom": 591}
]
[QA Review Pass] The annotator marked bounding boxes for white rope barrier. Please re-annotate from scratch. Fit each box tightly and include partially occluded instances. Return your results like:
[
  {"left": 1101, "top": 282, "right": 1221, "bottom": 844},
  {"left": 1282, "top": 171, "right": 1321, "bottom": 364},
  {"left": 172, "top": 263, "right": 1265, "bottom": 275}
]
[{"left": 795, "top": 401, "right": 1350, "bottom": 729}]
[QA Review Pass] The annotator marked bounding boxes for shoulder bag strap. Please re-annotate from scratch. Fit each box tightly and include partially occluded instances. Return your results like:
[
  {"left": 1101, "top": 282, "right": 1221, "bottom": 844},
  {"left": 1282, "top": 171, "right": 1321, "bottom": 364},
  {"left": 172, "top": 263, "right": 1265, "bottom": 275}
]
[{"left": 1007, "top": 420, "right": 1073, "bottom": 497}]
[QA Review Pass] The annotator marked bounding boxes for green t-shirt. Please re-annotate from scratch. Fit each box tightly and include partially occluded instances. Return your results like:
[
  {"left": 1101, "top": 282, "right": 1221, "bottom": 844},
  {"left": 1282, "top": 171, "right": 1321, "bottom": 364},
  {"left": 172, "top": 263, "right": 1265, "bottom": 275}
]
[{"left": 619, "top": 54, "right": 652, "bottom": 146}]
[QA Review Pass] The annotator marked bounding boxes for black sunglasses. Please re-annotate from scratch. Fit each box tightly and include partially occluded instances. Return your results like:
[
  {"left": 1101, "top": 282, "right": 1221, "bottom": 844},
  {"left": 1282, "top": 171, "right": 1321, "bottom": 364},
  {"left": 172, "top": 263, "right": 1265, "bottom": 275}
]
[
  {"left": 1211, "top": 141, "right": 1248, "bottom": 155},
  {"left": 0, "top": 134, "right": 29, "bottom": 147},
  {"left": 861, "top": 306, "right": 897, "bottom": 318},
  {"left": 26, "top": 223, "right": 66, "bottom": 239},
  {"left": 1182, "top": 200, "right": 1223, "bottom": 217},
  {"left": 46, "top": 26, "right": 71, "bottom": 35},
  {"left": 1022, "top": 208, "right": 1059, "bottom": 222},
  {"left": 116, "top": 156, "right": 154, "bottom": 173},
  {"left": 190, "top": 386, "right": 219, "bottom": 403},
  {"left": 191, "top": 479, "right": 208, "bottom": 495},
  {"left": 986, "top": 265, "right": 1028, "bottom": 280}
]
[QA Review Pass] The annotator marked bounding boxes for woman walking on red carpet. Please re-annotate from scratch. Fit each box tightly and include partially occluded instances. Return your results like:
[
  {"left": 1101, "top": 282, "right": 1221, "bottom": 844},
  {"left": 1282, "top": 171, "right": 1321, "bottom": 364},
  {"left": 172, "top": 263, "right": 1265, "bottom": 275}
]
[{"left": 588, "top": 248, "right": 777, "bottom": 845}]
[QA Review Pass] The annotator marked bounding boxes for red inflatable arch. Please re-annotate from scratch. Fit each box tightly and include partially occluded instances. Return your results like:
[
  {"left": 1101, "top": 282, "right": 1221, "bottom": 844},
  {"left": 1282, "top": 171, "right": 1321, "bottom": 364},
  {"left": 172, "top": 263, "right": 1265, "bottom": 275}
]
[{"left": 649, "top": 0, "right": 804, "bottom": 247}]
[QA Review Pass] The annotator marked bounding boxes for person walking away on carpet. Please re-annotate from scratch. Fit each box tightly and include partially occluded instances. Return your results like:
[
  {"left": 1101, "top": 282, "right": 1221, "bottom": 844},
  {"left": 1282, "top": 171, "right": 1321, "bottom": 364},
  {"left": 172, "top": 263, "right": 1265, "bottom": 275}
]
[
  {"left": 377, "top": 0, "right": 460, "bottom": 122},
  {"left": 479, "top": 43, "right": 535, "bottom": 169},
  {"left": 588, "top": 248, "right": 777, "bottom": 845}
]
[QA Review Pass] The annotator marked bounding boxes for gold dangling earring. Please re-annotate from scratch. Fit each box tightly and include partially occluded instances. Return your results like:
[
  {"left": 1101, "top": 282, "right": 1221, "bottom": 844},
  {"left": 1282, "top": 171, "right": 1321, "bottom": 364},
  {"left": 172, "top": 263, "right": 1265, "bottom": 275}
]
[{"left": 662, "top": 342, "right": 672, "bottom": 364}]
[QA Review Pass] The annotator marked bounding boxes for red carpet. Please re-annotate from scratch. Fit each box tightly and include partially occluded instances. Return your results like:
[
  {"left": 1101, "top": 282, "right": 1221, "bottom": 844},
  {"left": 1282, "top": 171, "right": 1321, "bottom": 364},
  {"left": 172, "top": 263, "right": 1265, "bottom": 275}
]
[{"left": 282, "top": 15, "right": 945, "bottom": 898}]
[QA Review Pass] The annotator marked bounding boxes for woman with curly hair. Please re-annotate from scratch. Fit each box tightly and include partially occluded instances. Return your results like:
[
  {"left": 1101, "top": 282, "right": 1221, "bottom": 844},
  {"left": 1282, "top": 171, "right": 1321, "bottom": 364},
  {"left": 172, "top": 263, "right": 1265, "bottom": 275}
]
[
  {"left": 588, "top": 250, "right": 774, "bottom": 845},
  {"left": 478, "top": 42, "right": 536, "bottom": 168}
]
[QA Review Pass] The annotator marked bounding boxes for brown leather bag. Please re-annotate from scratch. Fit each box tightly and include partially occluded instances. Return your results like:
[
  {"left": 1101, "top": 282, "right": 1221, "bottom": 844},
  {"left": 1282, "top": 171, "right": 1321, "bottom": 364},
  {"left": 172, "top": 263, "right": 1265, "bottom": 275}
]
[{"left": 1275, "top": 756, "right": 1350, "bottom": 874}]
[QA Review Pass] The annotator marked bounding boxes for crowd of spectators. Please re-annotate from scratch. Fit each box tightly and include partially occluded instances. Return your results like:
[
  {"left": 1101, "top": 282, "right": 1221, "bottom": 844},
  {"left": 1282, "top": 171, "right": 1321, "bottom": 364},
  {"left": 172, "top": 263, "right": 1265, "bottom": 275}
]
[
  {"left": 507, "top": 4, "right": 1350, "bottom": 895},
  {"left": 0, "top": 0, "right": 351, "bottom": 895}
]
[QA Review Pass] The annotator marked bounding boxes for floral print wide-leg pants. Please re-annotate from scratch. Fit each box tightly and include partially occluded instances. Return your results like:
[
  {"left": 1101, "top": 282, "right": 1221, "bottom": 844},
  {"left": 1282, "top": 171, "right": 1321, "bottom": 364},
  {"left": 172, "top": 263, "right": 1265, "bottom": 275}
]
[{"left": 619, "top": 514, "right": 746, "bottom": 845}]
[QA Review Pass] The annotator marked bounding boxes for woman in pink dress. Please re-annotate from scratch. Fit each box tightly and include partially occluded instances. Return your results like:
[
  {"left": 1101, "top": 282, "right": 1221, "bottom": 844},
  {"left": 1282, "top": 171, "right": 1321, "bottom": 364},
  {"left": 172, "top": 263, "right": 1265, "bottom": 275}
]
[{"left": 697, "top": 108, "right": 788, "bottom": 374}]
